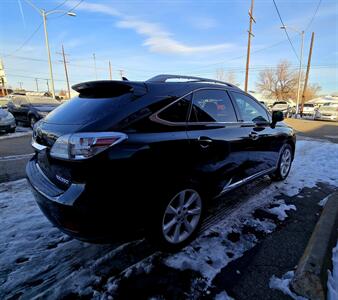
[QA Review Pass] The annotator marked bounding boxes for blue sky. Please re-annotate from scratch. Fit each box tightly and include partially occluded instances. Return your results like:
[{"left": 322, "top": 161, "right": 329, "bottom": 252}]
[{"left": 0, "top": 0, "right": 337, "bottom": 94}]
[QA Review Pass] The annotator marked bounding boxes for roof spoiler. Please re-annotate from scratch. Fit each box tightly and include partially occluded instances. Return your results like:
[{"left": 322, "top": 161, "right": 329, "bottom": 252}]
[{"left": 72, "top": 80, "right": 147, "bottom": 98}]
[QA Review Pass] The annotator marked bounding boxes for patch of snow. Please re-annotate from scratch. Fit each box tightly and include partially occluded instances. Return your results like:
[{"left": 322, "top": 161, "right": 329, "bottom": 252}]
[
  {"left": 243, "top": 218, "right": 276, "bottom": 233},
  {"left": 215, "top": 290, "right": 235, "bottom": 300},
  {"left": 266, "top": 201, "right": 296, "bottom": 221},
  {"left": 327, "top": 241, "right": 338, "bottom": 300},
  {"left": 269, "top": 271, "right": 307, "bottom": 300},
  {"left": 318, "top": 195, "right": 330, "bottom": 207}
]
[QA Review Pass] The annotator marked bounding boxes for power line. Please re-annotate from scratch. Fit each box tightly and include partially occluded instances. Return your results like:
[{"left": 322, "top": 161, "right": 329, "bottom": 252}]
[
  {"left": 52, "top": 0, "right": 83, "bottom": 18},
  {"left": 3, "top": 22, "right": 43, "bottom": 57},
  {"left": 305, "top": 0, "right": 322, "bottom": 31},
  {"left": 52, "top": 0, "right": 69, "bottom": 10},
  {"left": 272, "top": 0, "right": 300, "bottom": 61}
]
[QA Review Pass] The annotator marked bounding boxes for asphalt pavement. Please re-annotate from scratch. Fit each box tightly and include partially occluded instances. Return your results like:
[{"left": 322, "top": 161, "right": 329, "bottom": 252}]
[
  {"left": 207, "top": 183, "right": 337, "bottom": 300},
  {"left": 0, "top": 130, "right": 33, "bottom": 182}
]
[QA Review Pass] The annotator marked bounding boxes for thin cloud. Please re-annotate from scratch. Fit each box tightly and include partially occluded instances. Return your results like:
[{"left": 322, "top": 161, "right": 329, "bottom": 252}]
[{"left": 67, "top": 1, "right": 236, "bottom": 55}]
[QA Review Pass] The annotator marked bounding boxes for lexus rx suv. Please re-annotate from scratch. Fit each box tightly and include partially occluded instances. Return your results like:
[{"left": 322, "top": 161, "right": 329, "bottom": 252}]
[{"left": 26, "top": 75, "right": 296, "bottom": 250}]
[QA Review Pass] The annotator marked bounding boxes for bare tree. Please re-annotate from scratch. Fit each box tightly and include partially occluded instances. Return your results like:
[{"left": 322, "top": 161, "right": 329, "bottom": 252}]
[
  {"left": 256, "top": 60, "right": 320, "bottom": 101},
  {"left": 225, "top": 71, "right": 238, "bottom": 86},
  {"left": 215, "top": 68, "right": 226, "bottom": 81}
]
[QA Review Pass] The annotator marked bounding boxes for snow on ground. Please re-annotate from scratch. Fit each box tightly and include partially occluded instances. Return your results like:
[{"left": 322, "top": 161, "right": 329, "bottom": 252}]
[
  {"left": 269, "top": 271, "right": 307, "bottom": 300},
  {"left": 0, "top": 139, "right": 338, "bottom": 298},
  {"left": 265, "top": 200, "right": 296, "bottom": 221},
  {"left": 318, "top": 194, "right": 330, "bottom": 207},
  {"left": 328, "top": 241, "right": 338, "bottom": 300},
  {"left": 166, "top": 140, "right": 338, "bottom": 283}
]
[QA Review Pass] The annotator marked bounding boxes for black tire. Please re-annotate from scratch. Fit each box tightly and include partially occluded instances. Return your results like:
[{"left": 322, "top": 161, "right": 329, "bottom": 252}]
[
  {"left": 29, "top": 116, "right": 37, "bottom": 128},
  {"left": 145, "top": 183, "right": 205, "bottom": 252},
  {"left": 270, "top": 144, "right": 293, "bottom": 181}
]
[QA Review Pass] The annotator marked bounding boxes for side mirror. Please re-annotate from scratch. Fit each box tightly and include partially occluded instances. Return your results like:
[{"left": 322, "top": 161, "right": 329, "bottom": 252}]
[{"left": 271, "top": 111, "right": 284, "bottom": 128}]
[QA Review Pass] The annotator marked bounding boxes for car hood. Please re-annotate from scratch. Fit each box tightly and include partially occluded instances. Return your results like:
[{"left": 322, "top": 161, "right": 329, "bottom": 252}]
[{"left": 0, "top": 109, "right": 13, "bottom": 119}]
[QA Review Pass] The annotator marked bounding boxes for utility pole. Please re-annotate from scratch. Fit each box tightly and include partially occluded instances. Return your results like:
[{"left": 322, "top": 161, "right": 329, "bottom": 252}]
[
  {"left": 35, "top": 78, "right": 39, "bottom": 92},
  {"left": 109, "top": 61, "right": 112, "bottom": 80},
  {"left": 18, "top": 82, "right": 23, "bottom": 90},
  {"left": 46, "top": 79, "right": 50, "bottom": 92},
  {"left": 300, "top": 32, "right": 315, "bottom": 114},
  {"left": 57, "top": 45, "right": 71, "bottom": 99},
  {"left": 295, "top": 31, "right": 305, "bottom": 116},
  {"left": 119, "top": 69, "right": 124, "bottom": 80},
  {"left": 244, "top": 0, "right": 255, "bottom": 92},
  {"left": 93, "top": 53, "right": 97, "bottom": 79}
]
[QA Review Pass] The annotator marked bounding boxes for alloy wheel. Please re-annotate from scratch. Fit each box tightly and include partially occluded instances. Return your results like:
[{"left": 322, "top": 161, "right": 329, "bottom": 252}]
[
  {"left": 162, "top": 189, "right": 202, "bottom": 244},
  {"left": 280, "top": 148, "right": 292, "bottom": 177}
]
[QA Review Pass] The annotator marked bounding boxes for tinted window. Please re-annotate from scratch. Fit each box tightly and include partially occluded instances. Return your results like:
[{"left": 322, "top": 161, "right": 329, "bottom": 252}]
[
  {"left": 158, "top": 96, "right": 190, "bottom": 122},
  {"left": 231, "top": 92, "right": 269, "bottom": 123},
  {"left": 44, "top": 95, "right": 132, "bottom": 125},
  {"left": 190, "top": 89, "right": 236, "bottom": 123}
]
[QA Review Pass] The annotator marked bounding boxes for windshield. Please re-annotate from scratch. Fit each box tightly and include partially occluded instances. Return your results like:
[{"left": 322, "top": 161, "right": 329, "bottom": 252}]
[
  {"left": 273, "top": 102, "right": 287, "bottom": 105},
  {"left": 304, "top": 104, "right": 314, "bottom": 107}
]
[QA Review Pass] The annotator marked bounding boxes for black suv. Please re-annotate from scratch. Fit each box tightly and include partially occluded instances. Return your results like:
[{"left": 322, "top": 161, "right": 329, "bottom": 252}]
[
  {"left": 27, "top": 75, "right": 295, "bottom": 250},
  {"left": 7, "top": 94, "right": 60, "bottom": 128}
]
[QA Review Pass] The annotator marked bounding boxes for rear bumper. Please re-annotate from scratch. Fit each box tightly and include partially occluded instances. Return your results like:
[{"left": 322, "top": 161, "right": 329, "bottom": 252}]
[
  {"left": 26, "top": 158, "right": 141, "bottom": 243},
  {"left": 315, "top": 115, "right": 338, "bottom": 121}
]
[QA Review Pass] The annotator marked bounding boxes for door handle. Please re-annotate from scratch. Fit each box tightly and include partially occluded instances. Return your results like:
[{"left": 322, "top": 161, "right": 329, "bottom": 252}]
[
  {"left": 249, "top": 132, "right": 259, "bottom": 140},
  {"left": 198, "top": 136, "right": 213, "bottom": 148}
]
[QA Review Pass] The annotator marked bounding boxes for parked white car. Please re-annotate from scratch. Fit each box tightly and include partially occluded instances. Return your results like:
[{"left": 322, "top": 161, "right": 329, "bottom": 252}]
[
  {"left": 314, "top": 102, "right": 338, "bottom": 121},
  {"left": 302, "top": 103, "right": 317, "bottom": 118}
]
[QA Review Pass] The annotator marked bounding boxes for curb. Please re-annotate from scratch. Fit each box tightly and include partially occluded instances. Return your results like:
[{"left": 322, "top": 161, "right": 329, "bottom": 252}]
[
  {"left": 291, "top": 192, "right": 338, "bottom": 299},
  {"left": 0, "top": 131, "right": 32, "bottom": 141}
]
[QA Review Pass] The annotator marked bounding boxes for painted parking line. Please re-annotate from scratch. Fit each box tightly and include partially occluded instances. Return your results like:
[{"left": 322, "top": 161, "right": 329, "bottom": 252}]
[{"left": 0, "top": 153, "right": 34, "bottom": 161}]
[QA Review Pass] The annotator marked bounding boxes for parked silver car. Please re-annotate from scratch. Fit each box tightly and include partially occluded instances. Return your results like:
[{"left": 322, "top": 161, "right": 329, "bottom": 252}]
[
  {"left": 0, "top": 107, "right": 16, "bottom": 133},
  {"left": 314, "top": 102, "right": 338, "bottom": 121},
  {"left": 271, "top": 101, "right": 295, "bottom": 117}
]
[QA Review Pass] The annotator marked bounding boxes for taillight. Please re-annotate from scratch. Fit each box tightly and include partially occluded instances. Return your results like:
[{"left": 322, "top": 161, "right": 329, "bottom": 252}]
[{"left": 50, "top": 132, "right": 127, "bottom": 160}]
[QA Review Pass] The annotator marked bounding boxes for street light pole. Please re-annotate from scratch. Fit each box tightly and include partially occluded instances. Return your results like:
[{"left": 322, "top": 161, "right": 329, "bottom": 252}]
[
  {"left": 24, "top": 0, "right": 76, "bottom": 99},
  {"left": 42, "top": 9, "right": 55, "bottom": 99},
  {"left": 296, "top": 31, "right": 304, "bottom": 116}
]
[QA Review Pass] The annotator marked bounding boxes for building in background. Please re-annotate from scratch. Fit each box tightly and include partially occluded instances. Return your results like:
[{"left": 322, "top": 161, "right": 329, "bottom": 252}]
[{"left": 0, "top": 59, "right": 10, "bottom": 97}]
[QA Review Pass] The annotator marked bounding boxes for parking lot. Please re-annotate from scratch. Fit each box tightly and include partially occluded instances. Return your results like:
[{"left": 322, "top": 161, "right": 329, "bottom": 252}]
[{"left": 0, "top": 118, "right": 337, "bottom": 299}]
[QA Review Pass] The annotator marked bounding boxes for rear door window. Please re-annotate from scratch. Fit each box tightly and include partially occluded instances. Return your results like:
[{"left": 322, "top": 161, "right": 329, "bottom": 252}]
[{"left": 190, "top": 89, "right": 237, "bottom": 123}]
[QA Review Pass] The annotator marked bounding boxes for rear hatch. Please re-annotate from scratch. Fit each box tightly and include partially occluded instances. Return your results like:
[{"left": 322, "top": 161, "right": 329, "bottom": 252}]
[
  {"left": 32, "top": 80, "right": 147, "bottom": 188},
  {"left": 34, "top": 80, "right": 147, "bottom": 147}
]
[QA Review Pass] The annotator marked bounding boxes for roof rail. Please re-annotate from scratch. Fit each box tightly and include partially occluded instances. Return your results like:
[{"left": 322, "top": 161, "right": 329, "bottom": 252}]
[{"left": 146, "top": 74, "right": 236, "bottom": 88}]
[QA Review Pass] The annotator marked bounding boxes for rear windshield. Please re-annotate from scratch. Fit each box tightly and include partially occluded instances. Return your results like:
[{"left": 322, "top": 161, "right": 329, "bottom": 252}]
[
  {"left": 44, "top": 95, "right": 132, "bottom": 125},
  {"left": 304, "top": 104, "right": 314, "bottom": 107},
  {"left": 274, "top": 102, "right": 287, "bottom": 105}
]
